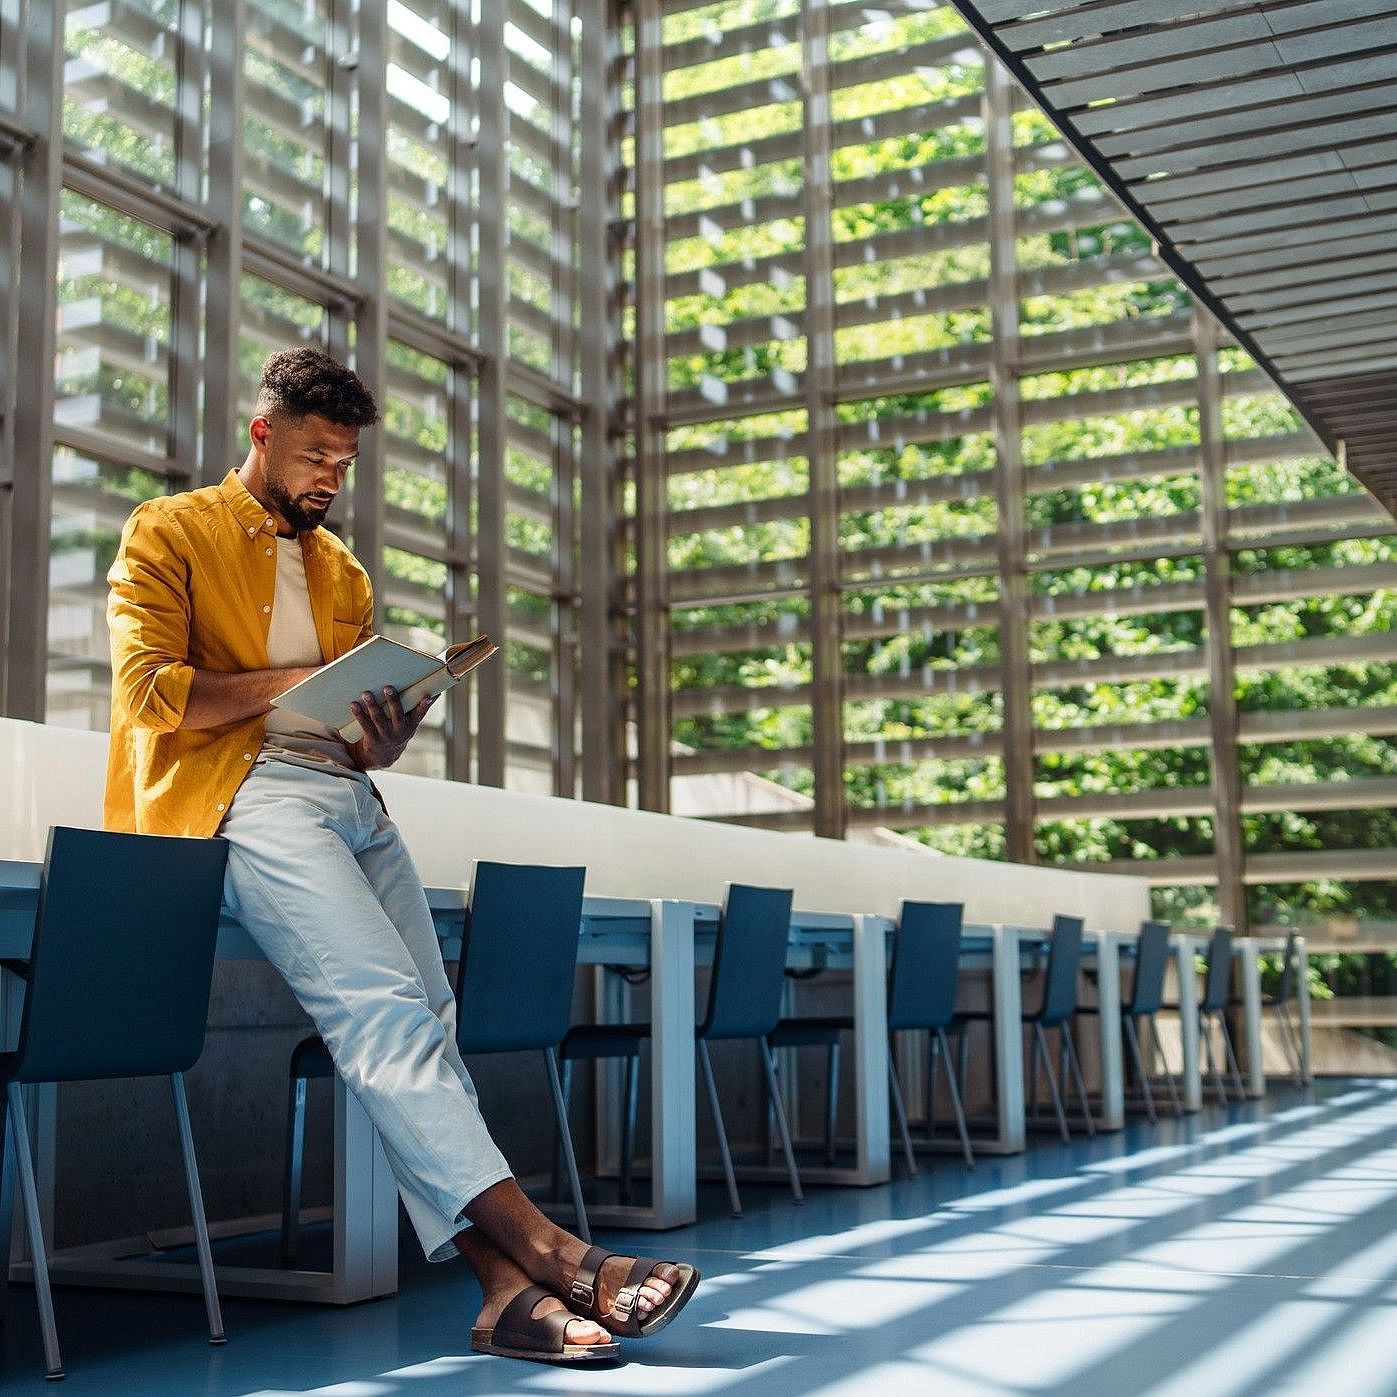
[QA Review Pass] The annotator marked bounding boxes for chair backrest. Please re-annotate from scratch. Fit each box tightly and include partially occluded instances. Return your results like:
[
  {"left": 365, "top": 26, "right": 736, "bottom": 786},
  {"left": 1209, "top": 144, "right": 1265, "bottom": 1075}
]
[
  {"left": 12, "top": 826, "right": 228, "bottom": 1084},
  {"left": 1200, "top": 926, "right": 1234, "bottom": 1013},
  {"left": 456, "top": 861, "right": 586, "bottom": 1054},
  {"left": 1035, "top": 914, "right": 1085, "bottom": 1026},
  {"left": 1275, "top": 930, "right": 1298, "bottom": 1005},
  {"left": 1127, "top": 920, "right": 1172, "bottom": 1016},
  {"left": 700, "top": 883, "right": 794, "bottom": 1041},
  {"left": 887, "top": 901, "right": 964, "bottom": 1032}
]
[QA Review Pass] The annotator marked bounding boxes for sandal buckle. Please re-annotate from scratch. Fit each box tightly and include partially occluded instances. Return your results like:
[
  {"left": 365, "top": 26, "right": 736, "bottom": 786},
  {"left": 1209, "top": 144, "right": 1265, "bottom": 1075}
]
[
  {"left": 570, "top": 1279, "right": 595, "bottom": 1308},
  {"left": 613, "top": 1286, "right": 637, "bottom": 1321}
]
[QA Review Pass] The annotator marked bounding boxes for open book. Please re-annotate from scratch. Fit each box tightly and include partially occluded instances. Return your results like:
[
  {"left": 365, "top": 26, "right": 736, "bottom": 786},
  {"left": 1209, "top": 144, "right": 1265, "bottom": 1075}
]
[{"left": 271, "top": 634, "right": 498, "bottom": 744}]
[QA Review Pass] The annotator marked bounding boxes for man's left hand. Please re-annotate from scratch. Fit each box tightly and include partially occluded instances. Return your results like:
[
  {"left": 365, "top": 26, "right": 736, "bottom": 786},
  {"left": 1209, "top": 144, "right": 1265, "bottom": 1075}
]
[{"left": 348, "top": 686, "right": 436, "bottom": 770}]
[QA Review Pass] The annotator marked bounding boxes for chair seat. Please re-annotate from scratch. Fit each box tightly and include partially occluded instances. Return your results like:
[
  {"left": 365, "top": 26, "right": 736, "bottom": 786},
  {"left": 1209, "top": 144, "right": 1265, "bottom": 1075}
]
[
  {"left": 770, "top": 1015, "right": 852, "bottom": 1048},
  {"left": 290, "top": 1036, "right": 335, "bottom": 1080},
  {"left": 560, "top": 1022, "right": 649, "bottom": 1060}
]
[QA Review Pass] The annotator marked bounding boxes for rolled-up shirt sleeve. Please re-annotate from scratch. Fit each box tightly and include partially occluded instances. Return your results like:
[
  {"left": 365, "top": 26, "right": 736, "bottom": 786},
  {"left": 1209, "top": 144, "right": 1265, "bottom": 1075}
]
[{"left": 107, "top": 503, "right": 196, "bottom": 732}]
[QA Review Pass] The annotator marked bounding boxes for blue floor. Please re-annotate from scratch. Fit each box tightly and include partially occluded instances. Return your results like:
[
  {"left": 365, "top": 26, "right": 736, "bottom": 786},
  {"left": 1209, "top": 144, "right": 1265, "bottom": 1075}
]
[{"left": 5, "top": 1078, "right": 1397, "bottom": 1396}]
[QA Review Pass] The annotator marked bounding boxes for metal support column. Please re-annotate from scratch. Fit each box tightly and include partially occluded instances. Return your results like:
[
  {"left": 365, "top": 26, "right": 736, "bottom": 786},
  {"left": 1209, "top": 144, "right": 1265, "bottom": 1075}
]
[
  {"left": 983, "top": 56, "right": 1035, "bottom": 863},
  {"left": 1194, "top": 309, "right": 1247, "bottom": 932},
  {"left": 473, "top": 0, "right": 510, "bottom": 785},
  {"left": 169, "top": 0, "right": 204, "bottom": 487},
  {"left": 632, "top": 0, "right": 671, "bottom": 811},
  {"left": 4, "top": 0, "right": 64, "bottom": 720},
  {"left": 802, "top": 0, "right": 845, "bottom": 839},
  {"left": 550, "top": 0, "right": 579, "bottom": 799},
  {"left": 444, "top": 0, "right": 475, "bottom": 783},
  {"left": 344, "top": 0, "right": 386, "bottom": 601},
  {"left": 578, "top": 0, "right": 625, "bottom": 805},
  {"left": 201, "top": 0, "right": 245, "bottom": 486}
]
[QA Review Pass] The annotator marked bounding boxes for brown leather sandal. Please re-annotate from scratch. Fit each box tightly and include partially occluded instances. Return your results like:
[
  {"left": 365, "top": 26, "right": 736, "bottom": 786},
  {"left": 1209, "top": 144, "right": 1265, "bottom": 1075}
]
[
  {"left": 470, "top": 1284, "right": 621, "bottom": 1365},
  {"left": 566, "top": 1246, "right": 701, "bottom": 1339}
]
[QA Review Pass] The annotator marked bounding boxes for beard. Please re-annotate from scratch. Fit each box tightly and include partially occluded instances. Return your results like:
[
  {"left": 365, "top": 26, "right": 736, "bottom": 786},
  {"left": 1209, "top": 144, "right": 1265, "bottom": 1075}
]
[{"left": 265, "top": 467, "right": 331, "bottom": 534}]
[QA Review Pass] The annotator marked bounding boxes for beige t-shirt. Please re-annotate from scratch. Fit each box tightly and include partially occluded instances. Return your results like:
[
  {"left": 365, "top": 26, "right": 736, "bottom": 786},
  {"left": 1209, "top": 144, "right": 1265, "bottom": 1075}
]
[{"left": 260, "top": 536, "right": 359, "bottom": 773}]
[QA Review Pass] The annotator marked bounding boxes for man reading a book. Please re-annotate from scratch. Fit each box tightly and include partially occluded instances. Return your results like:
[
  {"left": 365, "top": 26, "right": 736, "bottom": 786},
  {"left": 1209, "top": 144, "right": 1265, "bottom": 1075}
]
[{"left": 104, "top": 347, "right": 696, "bottom": 1363}]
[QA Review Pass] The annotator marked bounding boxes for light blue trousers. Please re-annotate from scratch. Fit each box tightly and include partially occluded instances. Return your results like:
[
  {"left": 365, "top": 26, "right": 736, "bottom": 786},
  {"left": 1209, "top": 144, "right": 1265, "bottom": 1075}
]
[{"left": 218, "top": 760, "right": 513, "bottom": 1261}]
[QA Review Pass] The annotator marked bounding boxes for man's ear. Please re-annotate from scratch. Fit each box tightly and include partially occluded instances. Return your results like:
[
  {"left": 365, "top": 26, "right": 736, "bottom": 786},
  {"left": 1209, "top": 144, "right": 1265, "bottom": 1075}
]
[{"left": 249, "top": 414, "right": 271, "bottom": 450}]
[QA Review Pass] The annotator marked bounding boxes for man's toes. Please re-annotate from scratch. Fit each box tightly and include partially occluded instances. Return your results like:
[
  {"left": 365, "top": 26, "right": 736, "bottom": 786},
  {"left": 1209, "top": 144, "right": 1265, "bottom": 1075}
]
[{"left": 565, "top": 1318, "right": 611, "bottom": 1346}]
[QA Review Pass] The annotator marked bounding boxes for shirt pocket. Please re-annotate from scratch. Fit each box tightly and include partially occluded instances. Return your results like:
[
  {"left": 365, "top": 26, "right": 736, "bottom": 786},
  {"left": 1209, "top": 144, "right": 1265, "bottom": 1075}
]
[{"left": 331, "top": 619, "right": 366, "bottom": 660}]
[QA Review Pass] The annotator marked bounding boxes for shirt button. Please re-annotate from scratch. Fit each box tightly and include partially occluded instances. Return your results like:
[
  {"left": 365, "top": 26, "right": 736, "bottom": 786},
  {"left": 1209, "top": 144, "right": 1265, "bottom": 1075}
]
[
  {"left": 247, "top": 526, "right": 255, "bottom": 535},
  {"left": 243, "top": 752, "right": 252, "bottom": 761},
  {"left": 215, "top": 802, "right": 226, "bottom": 812},
  {"left": 265, "top": 547, "right": 273, "bottom": 556},
  {"left": 262, "top": 604, "right": 271, "bottom": 614},
  {"left": 265, "top": 518, "right": 275, "bottom": 529}
]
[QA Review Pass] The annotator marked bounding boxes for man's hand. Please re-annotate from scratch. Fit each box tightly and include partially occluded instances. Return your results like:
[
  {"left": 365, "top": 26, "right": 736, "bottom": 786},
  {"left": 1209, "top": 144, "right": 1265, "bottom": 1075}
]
[{"left": 348, "top": 686, "right": 437, "bottom": 770}]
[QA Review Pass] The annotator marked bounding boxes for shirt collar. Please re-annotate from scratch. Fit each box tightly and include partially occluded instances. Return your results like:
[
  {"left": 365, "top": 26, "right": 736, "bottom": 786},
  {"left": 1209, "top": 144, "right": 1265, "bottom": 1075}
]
[{"left": 218, "top": 469, "right": 326, "bottom": 548}]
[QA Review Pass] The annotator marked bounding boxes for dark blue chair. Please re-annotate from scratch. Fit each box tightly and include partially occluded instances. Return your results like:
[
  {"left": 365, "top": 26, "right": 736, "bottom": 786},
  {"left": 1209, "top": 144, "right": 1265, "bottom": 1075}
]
[
  {"left": 560, "top": 883, "right": 801, "bottom": 1218},
  {"left": 0, "top": 826, "right": 229, "bottom": 1381},
  {"left": 280, "top": 861, "right": 590, "bottom": 1262},
  {"left": 1078, "top": 920, "right": 1182, "bottom": 1123},
  {"left": 769, "top": 901, "right": 974, "bottom": 1175},
  {"left": 1231, "top": 930, "right": 1303, "bottom": 1085},
  {"left": 1200, "top": 926, "right": 1246, "bottom": 1104},
  {"left": 960, "top": 914, "right": 1094, "bottom": 1143}
]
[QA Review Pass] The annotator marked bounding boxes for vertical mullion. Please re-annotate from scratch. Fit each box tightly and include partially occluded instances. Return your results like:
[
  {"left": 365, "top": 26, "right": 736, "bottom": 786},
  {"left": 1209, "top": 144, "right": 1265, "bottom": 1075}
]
[
  {"left": 325, "top": 0, "right": 354, "bottom": 369},
  {"left": 5, "top": 0, "right": 64, "bottom": 719},
  {"left": 549, "top": 0, "right": 578, "bottom": 798},
  {"left": 168, "top": 0, "right": 204, "bottom": 485},
  {"left": 984, "top": 55, "right": 1035, "bottom": 864},
  {"left": 633, "top": 0, "right": 669, "bottom": 811},
  {"left": 578, "top": 0, "right": 622, "bottom": 804},
  {"left": 1195, "top": 309, "right": 1247, "bottom": 931},
  {"left": 445, "top": 0, "right": 474, "bottom": 782},
  {"left": 0, "top": 0, "right": 23, "bottom": 709},
  {"left": 802, "top": 0, "right": 843, "bottom": 839},
  {"left": 202, "top": 0, "right": 245, "bottom": 487},
  {"left": 474, "top": 0, "right": 510, "bottom": 786},
  {"left": 351, "top": 0, "right": 387, "bottom": 603}
]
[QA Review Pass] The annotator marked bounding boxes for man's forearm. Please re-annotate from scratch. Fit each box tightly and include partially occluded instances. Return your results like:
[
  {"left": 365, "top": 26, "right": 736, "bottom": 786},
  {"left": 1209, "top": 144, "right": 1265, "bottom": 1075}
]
[{"left": 182, "top": 665, "right": 319, "bottom": 730}]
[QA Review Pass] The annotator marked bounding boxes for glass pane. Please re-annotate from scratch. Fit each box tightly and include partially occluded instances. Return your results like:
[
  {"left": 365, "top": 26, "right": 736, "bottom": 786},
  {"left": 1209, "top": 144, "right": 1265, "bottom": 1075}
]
[
  {"left": 243, "top": 0, "right": 331, "bottom": 260},
  {"left": 47, "top": 450, "right": 166, "bottom": 730},
  {"left": 56, "top": 193, "right": 173, "bottom": 455},
  {"left": 64, "top": 0, "right": 181, "bottom": 186}
]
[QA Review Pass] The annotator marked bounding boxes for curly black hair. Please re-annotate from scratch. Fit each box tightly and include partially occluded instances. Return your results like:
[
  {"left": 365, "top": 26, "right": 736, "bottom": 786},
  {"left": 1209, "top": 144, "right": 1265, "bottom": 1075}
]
[{"left": 255, "top": 346, "right": 380, "bottom": 429}]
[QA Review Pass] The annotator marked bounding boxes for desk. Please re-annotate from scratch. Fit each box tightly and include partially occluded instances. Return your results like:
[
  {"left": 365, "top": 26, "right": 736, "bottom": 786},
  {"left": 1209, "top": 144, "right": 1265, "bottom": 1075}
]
[{"left": 0, "top": 863, "right": 698, "bottom": 1304}]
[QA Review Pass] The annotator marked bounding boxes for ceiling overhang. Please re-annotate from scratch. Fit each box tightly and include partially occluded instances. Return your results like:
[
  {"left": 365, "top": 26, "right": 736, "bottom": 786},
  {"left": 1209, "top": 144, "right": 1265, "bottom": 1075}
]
[{"left": 949, "top": 0, "right": 1397, "bottom": 518}]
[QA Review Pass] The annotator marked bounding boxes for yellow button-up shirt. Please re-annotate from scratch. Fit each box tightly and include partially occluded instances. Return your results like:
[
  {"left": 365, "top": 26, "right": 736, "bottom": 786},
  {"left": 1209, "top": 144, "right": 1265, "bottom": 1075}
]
[{"left": 104, "top": 470, "right": 374, "bottom": 837}]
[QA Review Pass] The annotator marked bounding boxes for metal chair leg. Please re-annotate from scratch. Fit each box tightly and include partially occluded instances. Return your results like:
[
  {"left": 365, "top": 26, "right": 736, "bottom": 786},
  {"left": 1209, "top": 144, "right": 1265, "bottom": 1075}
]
[
  {"left": 927, "top": 1030, "right": 940, "bottom": 1141},
  {"left": 0, "top": 1089, "right": 14, "bottom": 1326},
  {"left": 1219, "top": 1014, "right": 1246, "bottom": 1102},
  {"left": 1061, "top": 1023, "right": 1096, "bottom": 1138},
  {"left": 8, "top": 1083, "right": 62, "bottom": 1379},
  {"left": 552, "top": 1058, "right": 572, "bottom": 1204},
  {"left": 544, "top": 1049, "right": 589, "bottom": 1244},
  {"left": 887, "top": 1053, "right": 917, "bottom": 1177},
  {"left": 759, "top": 1036, "right": 804, "bottom": 1205},
  {"left": 1034, "top": 1023, "right": 1071, "bottom": 1143},
  {"left": 1275, "top": 1003, "right": 1304, "bottom": 1086},
  {"left": 171, "top": 1073, "right": 225, "bottom": 1344},
  {"left": 936, "top": 1027, "right": 975, "bottom": 1169},
  {"left": 620, "top": 1055, "right": 640, "bottom": 1205},
  {"left": 1027, "top": 1023, "right": 1041, "bottom": 1123},
  {"left": 1204, "top": 1014, "right": 1228, "bottom": 1106},
  {"left": 825, "top": 1040, "right": 840, "bottom": 1167},
  {"left": 1146, "top": 1013, "right": 1183, "bottom": 1116},
  {"left": 698, "top": 1039, "right": 741, "bottom": 1217},
  {"left": 1123, "top": 1017, "right": 1157, "bottom": 1125},
  {"left": 280, "top": 1074, "right": 307, "bottom": 1266}
]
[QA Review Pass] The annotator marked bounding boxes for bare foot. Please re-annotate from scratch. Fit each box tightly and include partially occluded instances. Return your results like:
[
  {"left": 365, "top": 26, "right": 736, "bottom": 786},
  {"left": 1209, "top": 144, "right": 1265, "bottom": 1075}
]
[
  {"left": 555, "top": 1241, "right": 680, "bottom": 1322},
  {"left": 475, "top": 1283, "right": 612, "bottom": 1348}
]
